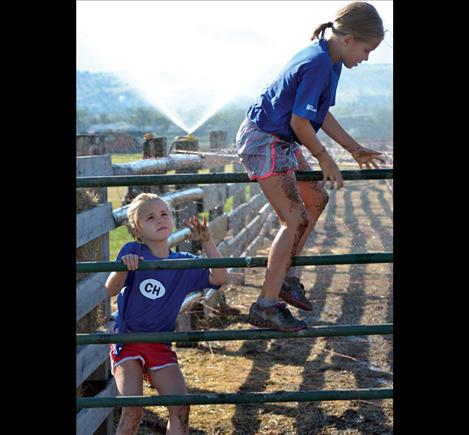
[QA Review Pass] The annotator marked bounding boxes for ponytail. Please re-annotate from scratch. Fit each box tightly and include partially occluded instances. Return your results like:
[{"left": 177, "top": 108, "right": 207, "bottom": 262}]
[
  {"left": 311, "top": 3, "right": 384, "bottom": 42},
  {"left": 311, "top": 21, "right": 334, "bottom": 41}
]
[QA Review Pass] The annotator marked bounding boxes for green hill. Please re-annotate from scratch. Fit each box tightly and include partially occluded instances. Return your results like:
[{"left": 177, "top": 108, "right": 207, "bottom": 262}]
[{"left": 77, "top": 64, "right": 392, "bottom": 143}]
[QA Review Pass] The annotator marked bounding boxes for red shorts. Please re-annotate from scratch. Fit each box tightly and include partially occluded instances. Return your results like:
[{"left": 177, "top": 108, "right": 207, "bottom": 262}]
[{"left": 109, "top": 342, "right": 179, "bottom": 382}]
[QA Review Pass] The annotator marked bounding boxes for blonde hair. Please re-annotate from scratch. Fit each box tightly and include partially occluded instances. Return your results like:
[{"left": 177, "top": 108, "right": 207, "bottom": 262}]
[
  {"left": 312, "top": 2, "right": 384, "bottom": 42},
  {"left": 126, "top": 193, "right": 172, "bottom": 242}
]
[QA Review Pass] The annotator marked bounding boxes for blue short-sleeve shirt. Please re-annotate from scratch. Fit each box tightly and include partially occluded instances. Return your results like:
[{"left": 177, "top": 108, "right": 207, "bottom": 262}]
[
  {"left": 247, "top": 39, "right": 342, "bottom": 141},
  {"left": 113, "top": 242, "right": 221, "bottom": 335}
]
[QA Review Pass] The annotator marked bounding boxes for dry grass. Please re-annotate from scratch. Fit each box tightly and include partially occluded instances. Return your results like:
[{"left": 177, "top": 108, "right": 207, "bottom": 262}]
[{"left": 112, "top": 179, "right": 393, "bottom": 434}]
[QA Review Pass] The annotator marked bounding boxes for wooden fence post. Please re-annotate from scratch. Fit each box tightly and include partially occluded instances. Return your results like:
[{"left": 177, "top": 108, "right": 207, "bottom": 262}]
[
  {"left": 143, "top": 133, "right": 169, "bottom": 196},
  {"left": 76, "top": 152, "right": 114, "bottom": 435},
  {"left": 201, "top": 129, "right": 230, "bottom": 318},
  {"left": 208, "top": 130, "right": 227, "bottom": 221},
  {"left": 123, "top": 133, "right": 169, "bottom": 205},
  {"left": 231, "top": 160, "right": 246, "bottom": 210},
  {"left": 143, "top": 133, "right": 168, "bottom": 159},
  {"left": 171, "top": 135, "right": 200, "bottom": 344},
  {"left": 248, "top": 182, "right": 262, "bottom": 224},
  {"left": 171, "top": 135, "right": 199, "bottom": 253},
  {"left": 76, "top": 134, "right": 106, "bottom": 157}
]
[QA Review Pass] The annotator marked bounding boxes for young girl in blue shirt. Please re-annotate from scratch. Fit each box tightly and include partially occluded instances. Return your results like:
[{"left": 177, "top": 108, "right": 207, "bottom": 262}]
[
  {"left": 106, "top": 193, "right": 227, "bottom": 435},
  {"left": 236, "top": 1, "right": 387, "bottom": 332}
]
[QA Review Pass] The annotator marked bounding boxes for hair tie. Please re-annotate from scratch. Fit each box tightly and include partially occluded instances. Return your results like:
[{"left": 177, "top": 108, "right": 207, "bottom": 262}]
[{"left": 327, "top": 21, "right": 334, "bottom": 28}]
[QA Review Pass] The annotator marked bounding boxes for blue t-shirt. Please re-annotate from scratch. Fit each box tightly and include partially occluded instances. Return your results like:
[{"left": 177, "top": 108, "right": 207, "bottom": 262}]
[
  {"left": 114, "top": 242, "right": 220, "bottom": 335},
  {"left": 247, "top": 39, "right": 342, "bottom": 141}
]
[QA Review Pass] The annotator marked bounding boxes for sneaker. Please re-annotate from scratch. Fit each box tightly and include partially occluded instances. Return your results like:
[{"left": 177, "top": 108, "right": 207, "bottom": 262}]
[
  {"left": 279, "top": 277, "right": 313, "bottom": 311},
  {"left": 248, "top": 302, "right": 308, "bottom": 332}
]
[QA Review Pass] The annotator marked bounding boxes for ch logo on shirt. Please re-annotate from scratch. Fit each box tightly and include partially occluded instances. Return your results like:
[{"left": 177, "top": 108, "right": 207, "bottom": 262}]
[
  {"left": 139, "top": 279, "right": 166, "bottom": 300},
  {"left": 306, "top": 104, "right": 317, "bottom": 112}
]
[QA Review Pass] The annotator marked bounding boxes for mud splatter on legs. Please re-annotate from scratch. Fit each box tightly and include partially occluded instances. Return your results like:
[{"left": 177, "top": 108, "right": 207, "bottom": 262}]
[{"left": 280, "top": 175, "right": 309, "bottom": 272}]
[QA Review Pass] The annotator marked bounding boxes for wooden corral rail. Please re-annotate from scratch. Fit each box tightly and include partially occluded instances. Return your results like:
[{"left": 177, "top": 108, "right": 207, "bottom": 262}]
[
  {"left": 76, "top": 152, "right": 275, "bottom": 434},
  {"left": 76, "top": 154, "right": 114, "bottom": 435}
]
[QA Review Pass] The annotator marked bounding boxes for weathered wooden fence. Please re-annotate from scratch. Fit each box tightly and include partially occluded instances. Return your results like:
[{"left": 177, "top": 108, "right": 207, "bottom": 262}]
[{"left": 76, "top": 132, "right": 276, "bottom": 434}]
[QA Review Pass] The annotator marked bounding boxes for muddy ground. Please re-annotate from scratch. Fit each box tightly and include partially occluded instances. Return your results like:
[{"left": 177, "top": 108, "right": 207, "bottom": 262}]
[{"left": 113, "top": 179, "right": 393, "bottom": 434}]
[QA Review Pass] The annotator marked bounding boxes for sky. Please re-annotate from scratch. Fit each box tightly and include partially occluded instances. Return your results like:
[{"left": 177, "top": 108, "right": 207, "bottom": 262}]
[{"left": 77, "top": 1, "right": 393, "bottom": 133}]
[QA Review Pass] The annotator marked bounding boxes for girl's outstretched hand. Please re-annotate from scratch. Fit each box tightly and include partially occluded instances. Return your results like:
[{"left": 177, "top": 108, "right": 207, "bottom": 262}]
[
  {"left": 317, "top": 152, "right": 344, "bottom": 189},
  {"left": 350, "top": 145, "right": 386, "bottom": 169},
  {"left": 185, "top": 215, "right": 211, "bottom": 243},
  {"left": 121, "top": 254, "right": 144, "bottom": 271}
]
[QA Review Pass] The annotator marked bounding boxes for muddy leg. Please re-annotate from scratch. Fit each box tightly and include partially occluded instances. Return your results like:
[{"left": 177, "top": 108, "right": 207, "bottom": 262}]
[
  {"left": 295, "top": 179, "right": 329, "bottom": 255},
  {"left": 257, "top": 172, "right": 309, "bottom": 300},
  {"left": 283, "top": 150, "right": 330, "bottom": 280},
  {"left": 114, "top": 360, "right": 145, "bottom": 435},
  {"left": 148, "top": 364, "right": 189, "bottom": 435}
]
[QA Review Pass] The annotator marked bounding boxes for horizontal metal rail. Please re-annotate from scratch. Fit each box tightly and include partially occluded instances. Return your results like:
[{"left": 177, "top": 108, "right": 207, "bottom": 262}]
[
  {"left": 76, "top": 169, "right": 393, "bottom": 187},
  {"left": 76, "top": 252, "right": 393, "bottom": 273},
  {"left": 76, "top": 388, "right": 393, "bottom": 408},
  {"left": 77, "top": 323, "right": 393, "bottom": 345}
]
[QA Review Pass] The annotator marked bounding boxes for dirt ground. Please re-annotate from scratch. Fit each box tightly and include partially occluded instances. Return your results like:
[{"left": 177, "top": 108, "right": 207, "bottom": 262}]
[{"left": 113, "top": 179, "right": 393, "bottom": 434}]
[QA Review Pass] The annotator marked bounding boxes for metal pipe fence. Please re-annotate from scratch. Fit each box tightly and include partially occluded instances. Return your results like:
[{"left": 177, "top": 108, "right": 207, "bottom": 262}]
[
  {"left": 76, "top": 252, "right": 393, "bottom": 273},
  {"left": 76, "top": 166, "right": 393, "bottom": 412},
  {"left": 77, "top": 323, "right": 393, "bottom": 345},
  {"left": 77, "top": 388, "right": 393, "bottom": 408},
  {"left": 76, "top": 169, "right": 393, "bottom": 187}
]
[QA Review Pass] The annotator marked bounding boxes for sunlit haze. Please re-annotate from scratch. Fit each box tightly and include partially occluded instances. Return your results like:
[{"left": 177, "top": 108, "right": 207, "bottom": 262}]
[{"left": 77, "top": 1, "right": 393, "bottom": 134}]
